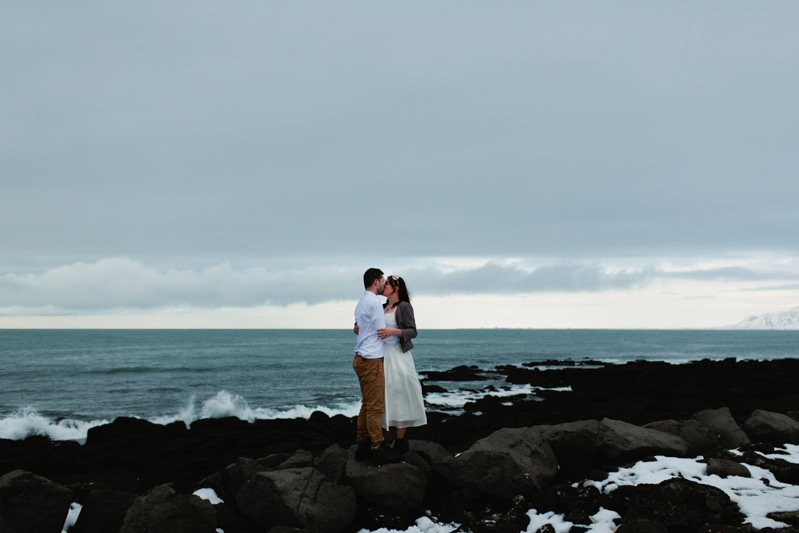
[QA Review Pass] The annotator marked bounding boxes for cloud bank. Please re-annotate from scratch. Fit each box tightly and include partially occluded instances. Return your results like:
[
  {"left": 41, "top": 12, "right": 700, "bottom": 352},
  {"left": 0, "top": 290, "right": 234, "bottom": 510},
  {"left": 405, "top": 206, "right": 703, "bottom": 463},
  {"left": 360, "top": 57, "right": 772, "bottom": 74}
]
[{"left": 2, "top": 258, "right": 796, "bottom": 315}]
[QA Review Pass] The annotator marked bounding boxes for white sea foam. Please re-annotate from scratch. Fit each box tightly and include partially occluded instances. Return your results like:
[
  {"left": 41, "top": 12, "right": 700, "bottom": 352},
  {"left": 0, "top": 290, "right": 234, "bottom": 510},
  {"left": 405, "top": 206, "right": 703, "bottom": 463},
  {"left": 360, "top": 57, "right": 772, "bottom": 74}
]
[
  {"left": 424, "top": 384, "right": 569, "bottom": 411},
  {"left": 0, "top": 407, "right": 108, "bottom": 443},
  {"left": 150, "top": 390, "right": 362, "bottom": 426},
  {"left": 0, "top": 392, "right": 362, "bottom": 442}
]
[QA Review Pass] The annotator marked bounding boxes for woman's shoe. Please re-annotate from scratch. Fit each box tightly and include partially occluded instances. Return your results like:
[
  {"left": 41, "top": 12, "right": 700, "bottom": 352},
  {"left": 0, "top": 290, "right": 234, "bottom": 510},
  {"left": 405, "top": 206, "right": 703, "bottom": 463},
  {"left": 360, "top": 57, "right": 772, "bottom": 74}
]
[{"left": 392, "top": 437, "right": 409, "bottom": 455}]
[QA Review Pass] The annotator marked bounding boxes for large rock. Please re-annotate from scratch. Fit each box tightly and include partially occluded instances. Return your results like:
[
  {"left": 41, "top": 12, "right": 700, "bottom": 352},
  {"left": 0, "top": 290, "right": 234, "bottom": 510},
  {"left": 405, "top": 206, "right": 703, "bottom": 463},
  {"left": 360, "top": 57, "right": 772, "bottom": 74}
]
[
  {"left": 0, "top": 470, "right": 75, "bottom": 533},
  {"left": 691, "top": 408, "right": 751, "bottom": 448},
  {"left": 71, "top": 489, "right": 138, "bottom": 533},
  {"left": 537, "top": 420, "right": 599, "bottom": 473},
  {"left": 706, "top": 458, "right": 750, "bottom": 479},
  {"left": 407, "top": 439, "right": 456, "bottom": 479},
  {"left": 598, "top": 418, "right": 690, "bottom": 462},
  {"left": 452, "top": 427, "right": 558, "bottom": 499},
  {"left": 314, "top": 443, "right": 348, "bottom": 483},
  {"left": 614, "top": 478, "right": 745, "bottom": 531},
  {"left": 221, "top": 457, "right": 265, "bottom": 500},
  {"left": 644, "top": 419, "right": 720, "bottom": 456},
  {"left": 119, "top": 484, "right": 217, "bottom": 533},
  {"left": 742, "top": 410, "right": 799, "bottom": 444},
  {"left": 344, "top": 448, "right": 428, "bottom": 513},
  {"left": 237, "top": 467, "right": 356, "bottom": 532}
]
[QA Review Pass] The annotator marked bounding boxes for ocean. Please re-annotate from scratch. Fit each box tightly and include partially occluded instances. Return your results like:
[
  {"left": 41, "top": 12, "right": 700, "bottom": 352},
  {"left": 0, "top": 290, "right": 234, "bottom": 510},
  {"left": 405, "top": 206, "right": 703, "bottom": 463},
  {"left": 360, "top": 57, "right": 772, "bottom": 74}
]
[{"left": 2, "top": 329, "right": 798, "bottom": 442}]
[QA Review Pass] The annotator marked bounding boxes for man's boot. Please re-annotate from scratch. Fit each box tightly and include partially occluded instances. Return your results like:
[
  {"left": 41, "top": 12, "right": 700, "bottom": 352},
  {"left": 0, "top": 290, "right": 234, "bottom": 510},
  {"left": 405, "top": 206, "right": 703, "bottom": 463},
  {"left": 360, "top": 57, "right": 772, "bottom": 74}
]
[
  {"left": 372, "top": 443, "right": 403, "bottom": 465},
  {"left": 355, "top": 441, "right": 371, "bottom": 461}
]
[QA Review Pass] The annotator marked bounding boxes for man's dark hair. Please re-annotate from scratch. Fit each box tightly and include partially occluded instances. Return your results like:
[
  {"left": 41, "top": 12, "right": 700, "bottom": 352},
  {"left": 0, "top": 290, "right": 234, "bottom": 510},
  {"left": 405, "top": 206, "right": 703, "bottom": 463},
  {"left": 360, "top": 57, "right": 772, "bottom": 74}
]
[{"left": 363, "top": 268, "right": 384, "bottom": 289}]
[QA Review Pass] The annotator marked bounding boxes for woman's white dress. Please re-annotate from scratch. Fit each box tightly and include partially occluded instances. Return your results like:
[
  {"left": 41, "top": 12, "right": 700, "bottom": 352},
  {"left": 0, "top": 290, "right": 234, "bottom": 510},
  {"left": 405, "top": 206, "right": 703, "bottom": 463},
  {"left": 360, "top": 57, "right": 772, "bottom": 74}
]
[{"left": 382, "top": 310, "right": 427, "bottom": 430}]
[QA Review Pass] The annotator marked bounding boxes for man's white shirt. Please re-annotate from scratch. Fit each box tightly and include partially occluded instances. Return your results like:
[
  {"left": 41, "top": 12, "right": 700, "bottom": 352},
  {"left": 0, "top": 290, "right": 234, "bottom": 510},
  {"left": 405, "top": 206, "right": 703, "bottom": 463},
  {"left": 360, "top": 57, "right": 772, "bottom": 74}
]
[{"left": 354, "top": 291, "right": 398, "bottom": 358}]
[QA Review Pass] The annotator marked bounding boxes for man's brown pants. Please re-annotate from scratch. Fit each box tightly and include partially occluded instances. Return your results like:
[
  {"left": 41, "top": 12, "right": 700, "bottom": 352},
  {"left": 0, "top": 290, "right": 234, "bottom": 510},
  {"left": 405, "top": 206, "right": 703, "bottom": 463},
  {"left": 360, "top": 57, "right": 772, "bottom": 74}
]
[{"left": 353, "top": 354, "right": 384, "bottom": 447}]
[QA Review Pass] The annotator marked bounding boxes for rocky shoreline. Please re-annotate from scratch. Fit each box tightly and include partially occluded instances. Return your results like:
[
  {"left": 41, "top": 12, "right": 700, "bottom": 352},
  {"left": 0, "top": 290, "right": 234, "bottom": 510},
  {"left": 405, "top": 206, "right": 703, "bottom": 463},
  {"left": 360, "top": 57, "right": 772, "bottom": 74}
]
[{"left": 2, "top": 358, "right": 799, "bottom": 533}]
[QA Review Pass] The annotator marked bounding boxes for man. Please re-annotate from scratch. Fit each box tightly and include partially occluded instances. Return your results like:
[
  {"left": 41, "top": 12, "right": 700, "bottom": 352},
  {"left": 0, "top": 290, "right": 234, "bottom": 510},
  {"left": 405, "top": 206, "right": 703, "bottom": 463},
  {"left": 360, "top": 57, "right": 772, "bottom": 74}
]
[{"left": 353, "top": 268, "right": 402, "bottom": 464}]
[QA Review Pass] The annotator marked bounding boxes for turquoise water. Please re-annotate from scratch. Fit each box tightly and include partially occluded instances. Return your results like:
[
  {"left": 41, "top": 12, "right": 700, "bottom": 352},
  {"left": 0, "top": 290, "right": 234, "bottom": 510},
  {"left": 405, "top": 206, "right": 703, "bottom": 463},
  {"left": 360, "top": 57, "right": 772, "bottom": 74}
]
[{"left": 1, "top": 329, "right": 797, "bottom": 440}]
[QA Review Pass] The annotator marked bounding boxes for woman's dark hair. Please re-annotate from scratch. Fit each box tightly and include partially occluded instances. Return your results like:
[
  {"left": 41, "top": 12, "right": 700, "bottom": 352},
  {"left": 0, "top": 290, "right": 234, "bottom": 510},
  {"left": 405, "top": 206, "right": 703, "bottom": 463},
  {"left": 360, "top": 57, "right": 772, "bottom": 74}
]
[{"left": 386, "top": 275, "right": 411, "bottom": 304}]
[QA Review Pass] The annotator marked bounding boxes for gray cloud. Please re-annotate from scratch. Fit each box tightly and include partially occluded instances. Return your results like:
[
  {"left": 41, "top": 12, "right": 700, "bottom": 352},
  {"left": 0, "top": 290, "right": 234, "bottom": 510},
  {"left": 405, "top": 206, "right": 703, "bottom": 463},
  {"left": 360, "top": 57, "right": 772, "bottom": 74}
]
[
  {"left": 2, "top": 2, "right": 799, "bottom": 269},
  {"left": 2, "top": 258, "right": 797, "bottom": 314}
]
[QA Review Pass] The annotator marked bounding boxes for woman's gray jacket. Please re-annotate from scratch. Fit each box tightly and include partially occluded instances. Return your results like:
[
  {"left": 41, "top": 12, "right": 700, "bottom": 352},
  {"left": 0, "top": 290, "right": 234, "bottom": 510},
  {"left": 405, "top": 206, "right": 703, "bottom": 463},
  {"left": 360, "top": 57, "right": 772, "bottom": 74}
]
[{"left": 394, "top": 301, "right": 417, "bottom": 353}]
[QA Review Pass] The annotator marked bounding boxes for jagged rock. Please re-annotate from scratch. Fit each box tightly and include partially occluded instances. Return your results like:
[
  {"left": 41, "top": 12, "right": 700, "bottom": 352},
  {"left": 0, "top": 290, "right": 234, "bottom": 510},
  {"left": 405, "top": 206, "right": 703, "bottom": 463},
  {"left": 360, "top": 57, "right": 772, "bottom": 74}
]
[
  {"left": 452, "top": 427, "right": 558, "bottom": 499},
  {"left": 527, "top": 482, "right": 602, "bottom": 519},
  {"left": 597, "top": 418, "right": 690, "bottom": 462},
  {"left": 408, "top": 439, "right": 453, "bottom": 465},
  {"left": 214, "top": 502, "right": 249, "bottom": 533},
  {"left": 119, "top": 484, "right": 217, "bottom": 533},
  {"left": 692, "top": 407, "right": 751, "bottom": 448},
  {"left": 421, "top": 365, "right": 487, "bottom": 381},
  {"left": 739, "top": 447, "right": 799, "bottom": 484},
  {"left": 613, "top": 478, "right": 746, "bottom": 531},
  {"left": 237, "top": 467, "right": 356, "bottom": 532},
  {"left": 258, "top": 452, "right": 297, "bottom": 470},
  {"left": 0, "top": 470, "right": 75, "bottom": 533},
  {"left": 706, "top": 458, "right": 751, "bottom": 478},
  {"left": 344, "top": 448, "right": 428, "bottom": 513},
  {"left": 696, "top": 526, "right": 757, "bottom": 533},
  {"left": 768, "top": 510, "right": 799, "bottom": 526},
  {"left": 218, "top": 456, "right": 265, "bottom": 502},
  {"left": 314, "top": 443, "right": 348, "bottom": 483},
  {"left": 277, "top": 450, "right": 315, "bottom": 470},
  {"left": 742, "top": 410, "right": 799, "bottom": 444},
  {"left": 408, "top": 439, "right": 458, "bottom": 484},
  {"left": 537, "top": 420, "right": 599, "bottom": 473},
  {"left": 85, "top": 416, "right": 172, "bottom": 447},
  {"left": 355, "top": 505, "right": 417, "bottom": 531},
  {"left": 617, "top": 518, "right": 668, "bottom": 532},
  {"left": 71, "top": 489, "right": 138, "bottom": 533},
  {"left": 644, "top": 419, "right": 720, "bottom": 456}
]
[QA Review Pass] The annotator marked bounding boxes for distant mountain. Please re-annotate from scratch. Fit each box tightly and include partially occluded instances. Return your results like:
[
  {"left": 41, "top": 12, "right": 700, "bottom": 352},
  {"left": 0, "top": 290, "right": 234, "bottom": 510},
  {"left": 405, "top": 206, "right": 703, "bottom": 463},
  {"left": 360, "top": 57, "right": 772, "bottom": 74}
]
[{"left": 724, "top": 307, "right": 799, "bottom": 330}]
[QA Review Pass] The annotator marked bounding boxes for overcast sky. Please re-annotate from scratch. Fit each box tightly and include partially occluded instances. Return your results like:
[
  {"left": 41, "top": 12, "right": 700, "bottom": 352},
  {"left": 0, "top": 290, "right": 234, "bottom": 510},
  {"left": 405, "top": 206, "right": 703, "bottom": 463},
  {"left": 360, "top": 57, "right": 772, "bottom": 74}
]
[{"left": 2, "top": 2, "right": 798, "bottom": 328}]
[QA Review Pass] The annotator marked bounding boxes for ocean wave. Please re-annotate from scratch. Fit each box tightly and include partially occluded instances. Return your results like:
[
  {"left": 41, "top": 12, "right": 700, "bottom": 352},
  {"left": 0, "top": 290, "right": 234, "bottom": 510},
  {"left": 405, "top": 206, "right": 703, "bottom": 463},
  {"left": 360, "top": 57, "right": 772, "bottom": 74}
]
[
  {"left": 424, "top": 383, "right": 568, "bottom": 411},
  {"left": 0, "top": 392, "right": 362, "bottom": 443},
  {"left": 0, "top": 407, "right": 108, "bottom": 442}
]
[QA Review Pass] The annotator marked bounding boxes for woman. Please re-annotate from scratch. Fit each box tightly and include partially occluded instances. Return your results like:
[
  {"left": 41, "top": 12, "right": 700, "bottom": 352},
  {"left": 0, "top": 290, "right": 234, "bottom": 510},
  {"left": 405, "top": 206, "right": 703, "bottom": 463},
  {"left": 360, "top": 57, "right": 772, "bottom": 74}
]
[{"left": 376, "top": 275, "right": 427, "bottom": 454}]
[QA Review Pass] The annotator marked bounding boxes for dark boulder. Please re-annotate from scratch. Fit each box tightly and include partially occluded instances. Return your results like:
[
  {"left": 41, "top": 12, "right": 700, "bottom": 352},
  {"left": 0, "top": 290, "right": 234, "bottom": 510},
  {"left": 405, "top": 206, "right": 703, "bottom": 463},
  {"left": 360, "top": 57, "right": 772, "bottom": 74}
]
[
  {"left": 119, "top": 484, "right": 217, "bottom": 533},
  {"left": 692, "top": 408, "right": 751, "bottom": 449},
  {"left": 597, "top": 418, "right": 690, "bottom": 463},
  {"left": 71, "top": 489, "right": 138, "bottom": 533},
  {"left": 237, "top": 467, "right": 356, "bottom": 532},
  {"left": 344, "top": 448, "right": 428, "bottom": 513},
  {"left": 314, "top": 443, "right": 348, "bottom": 483},
  {"left": 612, "top": 478, "right": 746, "bottom": 531},
  {"left": 706, "top": 458, "right": 751, "bottom": 479},
  {"left": 451, "top": 427, "right": 558, "bottom": 499},
  {"left": 537, "top": 420, "right": 600, "bottom": 475},
  {"left": 616, "top": 518, "right": 668, "bottom": 532},
  {"left": 0, "top": 470, "right": 75, "bottom": 533},
  {"left": 644, "top": 419, "right": 720, "bottom": 456},
  {"left": 742, "top": 410, "right": 799, "bottom": 444}
]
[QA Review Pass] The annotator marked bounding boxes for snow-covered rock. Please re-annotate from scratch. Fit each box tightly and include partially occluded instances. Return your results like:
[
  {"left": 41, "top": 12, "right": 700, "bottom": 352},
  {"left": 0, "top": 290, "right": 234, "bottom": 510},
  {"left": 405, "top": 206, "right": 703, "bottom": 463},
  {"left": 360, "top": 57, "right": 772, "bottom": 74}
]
[{"left": 725, "top": 307, "right": 799, "bottom": 330}]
